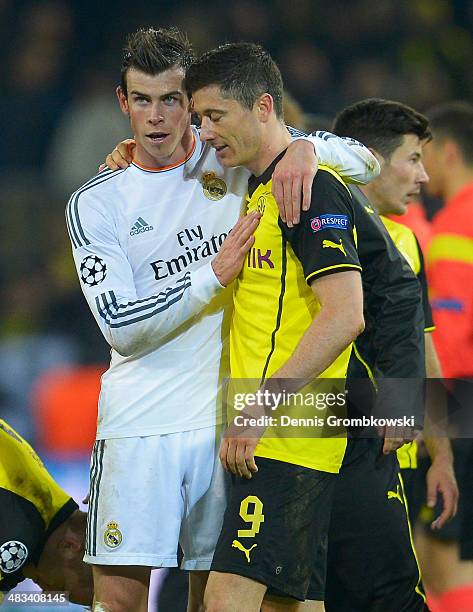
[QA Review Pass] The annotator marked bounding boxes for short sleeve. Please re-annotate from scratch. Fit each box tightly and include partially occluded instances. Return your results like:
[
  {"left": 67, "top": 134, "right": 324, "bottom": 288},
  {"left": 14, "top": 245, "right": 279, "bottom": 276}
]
[
  {"left": 280, "top": 169, "right": 362, "bottom": 284},
  {"left": 0, "top": 490, "right": 44, "bottom": 592}
]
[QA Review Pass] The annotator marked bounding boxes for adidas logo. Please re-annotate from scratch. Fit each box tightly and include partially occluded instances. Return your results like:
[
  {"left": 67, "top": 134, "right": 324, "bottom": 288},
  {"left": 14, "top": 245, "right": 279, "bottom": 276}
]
[{"left": 130, "top": 217, "right": 154, "bottom": 236}]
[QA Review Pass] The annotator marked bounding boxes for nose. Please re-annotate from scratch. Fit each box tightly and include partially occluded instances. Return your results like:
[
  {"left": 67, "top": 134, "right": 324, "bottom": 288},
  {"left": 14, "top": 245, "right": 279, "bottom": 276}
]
[
  {"left": 148, "top": 103, "right": 164, "bottom": 125},
  {"left": 200, "top": 116, "right": 215, "bottom": 142},
  {"left": 417, "top": 162, "right": 429, "bottom": 184}
]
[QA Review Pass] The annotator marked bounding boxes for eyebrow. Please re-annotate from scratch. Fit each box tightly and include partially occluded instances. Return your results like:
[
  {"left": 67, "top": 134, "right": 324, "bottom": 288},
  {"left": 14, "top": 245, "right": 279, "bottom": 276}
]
[
  {"left": 160, "top": 90, "right": 183, "bottom": 98},
  {"left": 129, "top": 90, "right": 183, "bottom": 98},
  {"left": 201, "top": 108, "right": 226, "bottom": 116}
]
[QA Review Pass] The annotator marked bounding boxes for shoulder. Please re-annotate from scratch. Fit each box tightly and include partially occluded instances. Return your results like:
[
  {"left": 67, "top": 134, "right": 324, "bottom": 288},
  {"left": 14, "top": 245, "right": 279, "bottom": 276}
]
[
  {"left": 307, "top": 167, "right": 353, "bottom": 219},
  {"left": 66, "top": 169, "right": 127, "bottom": 244},
  {"left": 382, "top": 216, "right": 416, "bottom": 243},
  {"left": 313, "top": 166, "right": 351, "bottom": 196},
  {"left": 68, "top": 168, "right": 127, "bottom": 207},
  {"left": 382, "top": 217, "right": 421, "bottom": 272},
  {"left": 433, "top": 205, "right": 473, "bottom": 238}
]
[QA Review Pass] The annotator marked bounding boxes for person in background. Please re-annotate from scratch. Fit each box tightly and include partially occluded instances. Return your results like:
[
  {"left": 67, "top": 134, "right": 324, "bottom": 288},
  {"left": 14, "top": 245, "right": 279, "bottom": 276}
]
[
  {"left": 420, "top": 100, "right": 473, "bottom": 612},
  {"left": 330, "top": 97, "right": 459, "bottom": 612},
  {"left": 0, "top": 419, "right": 92, "bottom": 606}
]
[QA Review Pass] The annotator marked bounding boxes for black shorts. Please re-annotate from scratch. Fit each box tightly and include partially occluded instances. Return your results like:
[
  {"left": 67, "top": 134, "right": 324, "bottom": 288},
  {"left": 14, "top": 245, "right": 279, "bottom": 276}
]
[
  {"left": 210, "top": 456, "right": 336, "bottom": 601},
  {"left": 401, "top": 467, "right": 426, "bottom": 526},
  {"left": 325, "top": 438, "right": 428, "bottom": 612}
]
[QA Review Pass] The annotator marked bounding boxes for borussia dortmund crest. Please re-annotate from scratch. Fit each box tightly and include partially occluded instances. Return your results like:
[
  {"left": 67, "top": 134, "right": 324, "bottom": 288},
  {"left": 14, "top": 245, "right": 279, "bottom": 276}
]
[
  {"left": 257, "top": 195, "right": 267, "bottom": 214},
  {"left": 202, "top": 172, "right": 227, "bottom": 201},
  {"left": 103, "top": 521, "right": 123, "bottom": 549}
]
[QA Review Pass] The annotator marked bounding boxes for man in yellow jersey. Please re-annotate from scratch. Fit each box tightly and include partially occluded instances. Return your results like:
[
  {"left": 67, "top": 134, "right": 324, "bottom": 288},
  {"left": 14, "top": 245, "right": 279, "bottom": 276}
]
[
  {"left": 0, "top": 419, "right": 93, "bottom": 605},
  {"left": 327, "top": 98, "right": 458, "bottom": 611},
  {"left": 186, "top": 43, "right": 365, "bottom": 611}
]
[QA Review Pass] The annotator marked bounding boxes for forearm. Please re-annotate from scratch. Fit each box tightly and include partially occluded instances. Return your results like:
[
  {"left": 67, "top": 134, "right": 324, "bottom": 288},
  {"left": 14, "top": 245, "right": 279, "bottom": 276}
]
[
  {"left": 271, "top": 305, "right": 364, "bottom": 384},
  {"left": 309, "top": 131, "right": 380, "bottom": 183},
  {"left": 425, "top": 332, "right": 443, "bottom": 378},
  {"left": 423, "top": 332, "right": 450, "bottom": 455},
  {"left": 68, "top": 195, "right": 223, "bottom": 357},
  {"left": 424, "top": 435, "right": 453, "bottom": 463},
  {"left": 91, "top": 263, "right": 223, "bottom": 357}
]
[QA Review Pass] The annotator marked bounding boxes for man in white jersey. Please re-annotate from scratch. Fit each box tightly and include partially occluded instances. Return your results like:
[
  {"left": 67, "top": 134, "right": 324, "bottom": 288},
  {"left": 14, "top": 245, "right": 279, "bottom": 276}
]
[{"left": 67, "top": 27, "right": 380, "bottom": 611}]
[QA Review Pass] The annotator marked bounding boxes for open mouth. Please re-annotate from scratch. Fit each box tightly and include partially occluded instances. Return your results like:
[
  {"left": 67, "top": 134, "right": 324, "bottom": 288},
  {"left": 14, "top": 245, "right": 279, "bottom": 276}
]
[{"left": 147, "top": 132, "right": 170, "bottom": 144}]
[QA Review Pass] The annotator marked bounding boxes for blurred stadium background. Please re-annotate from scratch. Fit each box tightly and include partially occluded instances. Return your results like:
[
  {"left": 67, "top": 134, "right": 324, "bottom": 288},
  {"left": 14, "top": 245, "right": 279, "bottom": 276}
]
[{"left": 2, "top": 0, "right": 473, "bottom": 609}]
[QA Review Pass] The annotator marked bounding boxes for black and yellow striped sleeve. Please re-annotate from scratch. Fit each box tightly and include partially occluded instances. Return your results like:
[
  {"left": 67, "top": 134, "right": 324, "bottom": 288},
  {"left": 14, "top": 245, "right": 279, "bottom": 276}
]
[{"left": 280, "top": 169, "right": 361, "bottom": 283}]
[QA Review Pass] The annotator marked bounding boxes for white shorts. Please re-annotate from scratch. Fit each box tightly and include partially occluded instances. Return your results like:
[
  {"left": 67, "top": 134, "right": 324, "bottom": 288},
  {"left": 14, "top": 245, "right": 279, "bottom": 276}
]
[{"left": 84, "top": 426, "right": 228, "bottom": 570}]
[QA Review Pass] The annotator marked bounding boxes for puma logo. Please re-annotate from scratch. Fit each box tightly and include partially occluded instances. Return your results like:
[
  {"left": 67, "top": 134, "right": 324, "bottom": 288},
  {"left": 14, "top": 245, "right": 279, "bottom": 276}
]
[
  {"left": 322, "top": 239, "right": 346, "bottom": 256},
  {"left": 232, "top": 540, "right": 257, "bottom": 563},
  {"left": 387, "top": 484, "right": 404, "bottom": 504},
  {"left": 364, "top": 205, "right": 375, "bottom": 214}
]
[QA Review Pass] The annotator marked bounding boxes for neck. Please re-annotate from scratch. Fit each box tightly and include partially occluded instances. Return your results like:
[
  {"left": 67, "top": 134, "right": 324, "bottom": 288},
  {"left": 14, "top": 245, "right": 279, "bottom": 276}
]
[
  {"left": 247, "top": 120, "right": 292, "bottom": 176},
  {"left": 443, "top": 166, "right": 473, "bottom": 200},
  {"left": 359, "top": 183, "right": 385, "bottom": 214}
]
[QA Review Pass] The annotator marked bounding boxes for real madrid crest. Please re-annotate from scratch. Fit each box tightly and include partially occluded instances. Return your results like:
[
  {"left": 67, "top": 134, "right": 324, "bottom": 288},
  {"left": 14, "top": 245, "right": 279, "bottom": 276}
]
[
  {"left": 103, "top": 521, "right": 123, "bottom": 549},
  {"left": 202, "top": 171, "right": 227, "bottom": 201}
]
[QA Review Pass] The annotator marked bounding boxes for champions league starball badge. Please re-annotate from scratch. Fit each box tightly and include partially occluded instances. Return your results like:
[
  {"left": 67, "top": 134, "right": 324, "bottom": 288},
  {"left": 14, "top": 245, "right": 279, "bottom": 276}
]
[
  {"left": 0, "top": 541, "right": 28, "bottom": 573},
  {"left": 80, "top": 255, "right": 107, "bottom": 287},
  {"left": 202, "top": 172, "right": 227, "bottom": 201}
]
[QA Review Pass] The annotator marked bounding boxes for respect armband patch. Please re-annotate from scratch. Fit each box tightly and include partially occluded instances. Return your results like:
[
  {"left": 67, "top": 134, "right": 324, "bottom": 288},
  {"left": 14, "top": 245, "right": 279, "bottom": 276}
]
[{"left": 310, "top": 214, "right": 348, "bottom": 232}]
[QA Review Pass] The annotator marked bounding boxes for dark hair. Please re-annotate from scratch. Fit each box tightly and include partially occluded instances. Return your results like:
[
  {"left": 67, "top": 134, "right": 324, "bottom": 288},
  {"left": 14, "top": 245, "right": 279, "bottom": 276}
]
[
  {"left": 425, "top": 101, "right": 473, "bottom": 165},
  {"left": 185, "top": 42, "right": 284, "bottom": 120},
  {"left": 120, "top": 27, "right": 195, "bottom": 95},
  {"left": 332, "top": 98, "right": 431, "bottom": 159}
]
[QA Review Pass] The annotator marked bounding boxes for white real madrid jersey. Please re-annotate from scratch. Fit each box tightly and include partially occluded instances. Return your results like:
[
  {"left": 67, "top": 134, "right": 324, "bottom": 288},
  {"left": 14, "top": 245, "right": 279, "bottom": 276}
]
[{"left": 66, "top": 126, "right": 380, "bottom": 439}]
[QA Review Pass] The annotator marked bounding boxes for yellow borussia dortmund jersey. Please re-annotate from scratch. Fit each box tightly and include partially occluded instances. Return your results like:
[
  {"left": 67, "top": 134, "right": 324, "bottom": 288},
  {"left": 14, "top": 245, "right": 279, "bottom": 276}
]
[
  {"left": 381, "top": 217, "right": 435, "bottom": 470},
  {"left": 396, "top": 440, "right": 418, "bottom": 470},
  {"left": 381, "top": 216, "right": 421, "bottom": 275},
  {"left": 230, "top": 161, "right": 362, "bottom": 472},
  {"left": 0, "top": 420, "right": 77, "bottom": 592},
  {"left": 381, "top": 216, "right": 434, "bottom": 333}
]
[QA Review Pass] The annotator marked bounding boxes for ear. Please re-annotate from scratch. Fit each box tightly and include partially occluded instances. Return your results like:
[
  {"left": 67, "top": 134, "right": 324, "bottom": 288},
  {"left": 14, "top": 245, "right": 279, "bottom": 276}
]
[
  {"left": 256, "top": 93, "right": 273, "bottom": 123},
  {"left": 59, "top": 531, "right": 82, "bottom": 560},
  {"left": 116, "top": 86, "right": 129, "bottom": 116},
  {"left": 443, "top": 139, "right": 461, "bottom": 166}
]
